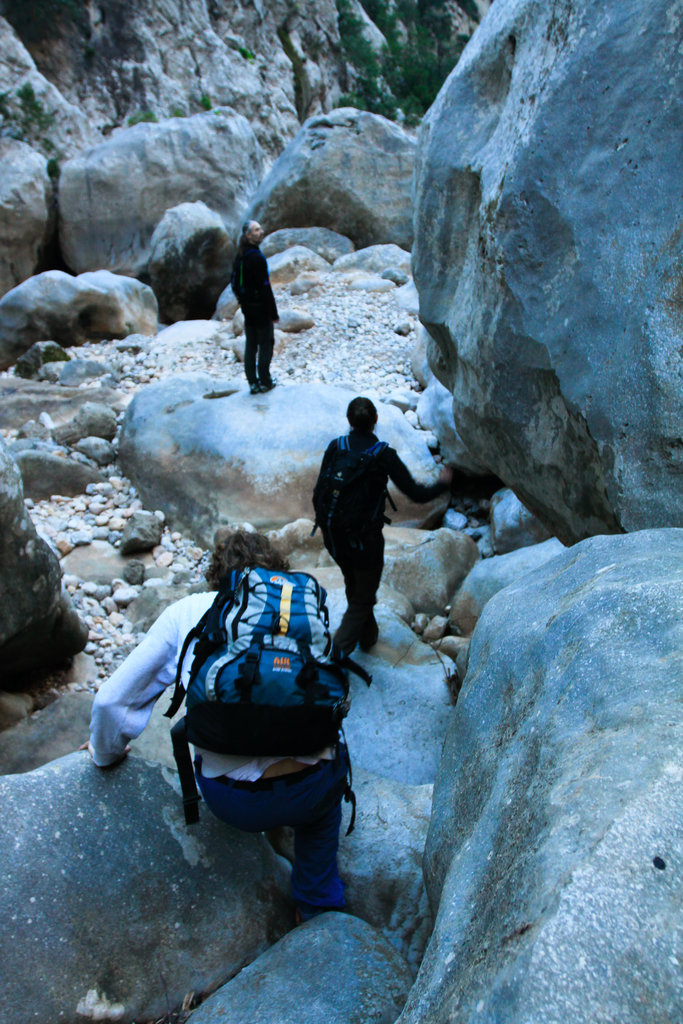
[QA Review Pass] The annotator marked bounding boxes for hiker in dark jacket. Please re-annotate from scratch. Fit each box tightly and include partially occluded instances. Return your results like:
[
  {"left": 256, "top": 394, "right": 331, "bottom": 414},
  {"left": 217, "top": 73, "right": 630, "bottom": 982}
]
[
  {"left": 313, "top": 396, "right": 452, "bottom": 654},
  {"left": 231, "top": 220, "right": 279, "bottom": 394}
]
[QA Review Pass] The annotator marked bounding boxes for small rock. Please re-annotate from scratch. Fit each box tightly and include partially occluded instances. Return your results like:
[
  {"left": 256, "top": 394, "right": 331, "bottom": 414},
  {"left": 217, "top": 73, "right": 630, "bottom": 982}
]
[
  {"left": 122, "top": 560, "right": 146, "bottom": 586},
  {"left": 444, "top": 509, "right": 468, "bottom": 531},
  {"left": 112, "top": 585, "right": 139, "bottom": 608},
  {"left": 278, "top": 309, "right": 315, "bottom": 333},
  {"left": 120, "top": 511, "right": 163, "bottom": 555},
  {"left": 412, "top": 613, "right": 430, "bottom": 635},
  {"left": 423, "top": 615, "right": 449, "bottom": 642},
  {"left": 394, "top": 320, "right": 411, "bottom": 336}
]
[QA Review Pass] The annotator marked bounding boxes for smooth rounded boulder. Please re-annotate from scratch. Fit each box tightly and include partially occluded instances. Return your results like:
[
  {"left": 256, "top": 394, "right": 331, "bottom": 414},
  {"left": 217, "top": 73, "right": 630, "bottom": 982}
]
[
  {"left": 247, "top": 108, "right": 415, "bottom": 249},
  {"left": 262, "top": 226, "right": 354, "bottom": 263},
  {"left": 383, "top": 526, "right": 480, "bottom": 617},
  {"left": 149, "top": 201, "right": 233, "bottom": 322},
  {"left": 118, "top": 378, "right": 446, "bottom": 544},
  {"left": 399, "top": 529, "right": 683, "bottom": 1024},
  {"left": 448, "top": 537, "right": 565, "bottom": 636},
  {"left": 187, "top": 912, "right": 412, "bottom": 1024},
  {"left": 59, "top": 109, "right": 264, "bottom": 277},
  {"left": 412, "top": 0, "right": 683, "bottom": 543},
  {"left": 0, "top": 753, "right": 291, "bottom": 1024},
  {"left": 0, "top": 138, "right": 51, "bottom": 298},
  {"left": 0, "top": 270, "right": 158, "bottom": 370},
  {"left": 0, "top": 435, "right": 87, "bottom": 683}
]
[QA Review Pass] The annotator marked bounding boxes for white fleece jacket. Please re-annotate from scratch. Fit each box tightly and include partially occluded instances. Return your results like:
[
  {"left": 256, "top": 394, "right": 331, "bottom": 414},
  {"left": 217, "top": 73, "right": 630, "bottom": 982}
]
[{"left": 89, "top": 591, "right": 331, "bottom": 778}]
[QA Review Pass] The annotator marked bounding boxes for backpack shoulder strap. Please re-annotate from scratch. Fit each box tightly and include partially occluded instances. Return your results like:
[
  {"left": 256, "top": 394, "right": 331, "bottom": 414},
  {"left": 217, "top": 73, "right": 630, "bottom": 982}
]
[{"left": 164, "top": 572, "right": 239, "bottom": 719}]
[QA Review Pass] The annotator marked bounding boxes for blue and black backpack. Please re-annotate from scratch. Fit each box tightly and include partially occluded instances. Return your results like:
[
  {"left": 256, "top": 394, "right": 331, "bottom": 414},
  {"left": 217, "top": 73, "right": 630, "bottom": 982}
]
[{"left": 165, "top": 567, "right": 371, "bottom": 826}]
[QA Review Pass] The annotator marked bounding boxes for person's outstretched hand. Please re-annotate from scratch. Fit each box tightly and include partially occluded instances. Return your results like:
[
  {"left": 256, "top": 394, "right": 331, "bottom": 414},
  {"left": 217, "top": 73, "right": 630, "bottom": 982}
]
[
  {"left": 438, "top": 465, "right": 454, "bottom": 486},
  {"left": 79, "top": 740, "right": 131, "bottom": 767}
]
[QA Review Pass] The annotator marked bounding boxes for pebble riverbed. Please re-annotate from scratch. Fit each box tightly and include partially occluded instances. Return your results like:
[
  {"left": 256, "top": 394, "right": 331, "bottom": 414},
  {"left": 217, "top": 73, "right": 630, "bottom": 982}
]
[{"left": 2, "top": 272, "right": 489, "bottom": 693}]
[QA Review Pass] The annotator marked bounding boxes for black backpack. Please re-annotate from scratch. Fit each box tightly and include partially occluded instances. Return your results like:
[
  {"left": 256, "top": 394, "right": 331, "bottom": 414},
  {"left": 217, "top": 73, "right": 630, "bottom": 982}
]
[
  {"left": 313, "top": 436, "right": 395, "bottom": 554},
  {"left": 165, "top": 568, "right": 371, "bottom": 827}
]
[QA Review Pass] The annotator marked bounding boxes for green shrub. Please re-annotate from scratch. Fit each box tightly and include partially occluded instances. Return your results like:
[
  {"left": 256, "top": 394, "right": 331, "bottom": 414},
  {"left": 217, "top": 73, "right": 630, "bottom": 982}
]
[
  {"left": 127, "top": 110, "right": 158, "bottom": 126},
  {"left": 335, "top": 0, "right": 472, "bottom": 124},
  {"left": 171, "top": 107, "right": 186, "bottom": 117},
  {"left": 238, "top": 46, "right": 255, "bottom": 61},
  {"left": 200, "top": 93, "right": 212, "bottom": 111}
]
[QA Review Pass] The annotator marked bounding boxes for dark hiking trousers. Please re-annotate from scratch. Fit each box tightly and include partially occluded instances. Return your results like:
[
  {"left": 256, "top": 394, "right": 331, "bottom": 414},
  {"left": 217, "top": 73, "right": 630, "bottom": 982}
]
[
  {"left": 195, "top": 748, "right": 348, "bottom": 914},
  {"left": 331, "top": 531, "right": 384, "bottom": 654},
  {"left": 244, "top": 320, "right": 274, "bottom": 387}
]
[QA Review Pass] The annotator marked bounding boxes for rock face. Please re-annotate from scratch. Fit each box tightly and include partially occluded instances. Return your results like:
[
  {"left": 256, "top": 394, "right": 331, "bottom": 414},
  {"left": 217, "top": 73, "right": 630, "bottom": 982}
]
[
  {"left": 0, "top": 17, "right": 94, "bottom": 159},
  {"left": 416, "top": 376, "right": 490, "bottom": 475},
  {"left": 448, "top": 537, "right": 565, "bottom": 636},
  {"left": 0, "top": 270, "right": 158, "bottom": 369},
  {"left": 399, "top": 530, "right": 683, "bottom": 1024},
  {"left": 0, "top": 753, "right": 291, "bottom": 1024},
  {"left": 248, "top": 108, "right": 416, "bottom": 249},
  {"left": 1, "top": 1, "right": 345, "bottom": 159},
  {"left": 118, "top": 378, "right": 446, "bottom": 544},
  {"left": 149, "top": 202, "right": 233, "bottom": 323},
  {"left": 413, "top": 0, "right": 683, "bottom": 543},
  {"left": 0, "top": 435, "right": 87, "bottom": 683},
  {"left": 59, "top": 110, "right": 264, "bottom": 277},
  {"left": 0, "top": 139, "right": 51, "bottom": 299},
  {"left": 187, "top": 912, "right": 412, "bottom": 1024}
]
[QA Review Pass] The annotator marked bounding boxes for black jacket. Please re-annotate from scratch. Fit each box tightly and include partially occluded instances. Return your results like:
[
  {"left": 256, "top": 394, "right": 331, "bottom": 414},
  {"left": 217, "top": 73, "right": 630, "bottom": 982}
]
[{"left": 234, "top": 245, "right": 278, "bottom": 326}]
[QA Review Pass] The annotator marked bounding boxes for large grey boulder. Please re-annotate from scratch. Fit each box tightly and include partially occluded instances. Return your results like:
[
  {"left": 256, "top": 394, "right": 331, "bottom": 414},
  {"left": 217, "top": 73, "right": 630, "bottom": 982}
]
[
  {"left": 383, "top": 526, "right": 480, "bottom": 617},
  {"left": 448, "top": 537, "right": 565, "bottom": 636},
  {"left": 339, "top": 771, "right": 434, "bottom": 973},
  {"left": 149, "top": 201, "right": 233, "bottom": 323},
  {"left": 247, "top": 108, "right": 416, "bottom": 249},
  {"left": 0, "top": 435, "right": 87, "bottom": 684},
  {"left": 0, "top": 139, "right": 51, "bottom": 298},
  {"left": 118, "top": 378, "right": 446, "bottom": 544},
  {"left": 490, "top": 486, "right": 552, "bottom": 553},
  {"left": 0, "top": 753, "right": 291, "bottom": 1024},
  {"left": 267, "top": 245, "right": 330, "bottom": 284},
  {"left": 413, "top": 0, "right": 683, "bottom": 543},
  {"left": 332, "top": 243, "right": 412, "bottom": 278},
  {"left": 262, "top": 227, "right": 354, "bottom": 263},
  {"left": 187, "top": 912, "right": 412, "bottom": 1024},
  {"left": 0, "top": 378, "right": 126, "bottom": 431},
  {"left": 0, "top": 691, "right": 94, "bottom": 774},
  {"left": 416, "top": 376, "right": 490, "bottom": 475},
  {"left": 59, "top": 110, "right": 264, "bottom": 277},
  {"left": 0, "top": 270, "right": 158, "bottom": 370},
  {"left": 324, "top": 591, "right": 454, "bottom": 787},
  {"left": 399, "top": 529, "right": 683, "bottom": 1024},
  {"left": 13, "top": 447, "right": 104, "bottom": 499}
]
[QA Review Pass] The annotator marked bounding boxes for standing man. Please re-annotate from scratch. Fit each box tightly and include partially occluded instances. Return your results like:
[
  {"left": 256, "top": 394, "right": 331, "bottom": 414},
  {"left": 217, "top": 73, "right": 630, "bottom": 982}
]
[
  {"left": 232, "top": 220, "right": 279, "bottom": 394},
  {"left": 313, "top": 396, "right": 452, "bottom": 654}
]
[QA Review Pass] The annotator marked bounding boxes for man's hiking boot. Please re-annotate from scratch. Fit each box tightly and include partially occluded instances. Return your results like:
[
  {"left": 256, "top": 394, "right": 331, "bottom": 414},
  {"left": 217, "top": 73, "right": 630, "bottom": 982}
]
[
  {"left": 261, "top": 380, "right": 276, "bottom": 392},
  {"left": 249, "top": 382, "right": 263, "bottom": 394}
]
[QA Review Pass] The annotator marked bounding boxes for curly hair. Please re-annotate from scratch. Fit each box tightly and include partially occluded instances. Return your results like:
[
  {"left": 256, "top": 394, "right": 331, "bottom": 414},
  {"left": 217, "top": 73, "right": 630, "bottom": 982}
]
[{"left": 205, "top": 528, "right": 289, "bottom": 589}]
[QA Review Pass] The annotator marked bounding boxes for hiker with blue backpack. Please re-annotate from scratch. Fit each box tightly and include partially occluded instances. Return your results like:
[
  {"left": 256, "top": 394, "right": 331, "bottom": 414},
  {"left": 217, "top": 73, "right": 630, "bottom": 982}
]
[
  {"left": 86, "top": 529, "right": 370, "bottom": 923},
  {"left": 313, "top": 396, "right": 453, "bottom": 654},
  {"left": 231, "top": 220, "right": 279, "bottom": 394}
]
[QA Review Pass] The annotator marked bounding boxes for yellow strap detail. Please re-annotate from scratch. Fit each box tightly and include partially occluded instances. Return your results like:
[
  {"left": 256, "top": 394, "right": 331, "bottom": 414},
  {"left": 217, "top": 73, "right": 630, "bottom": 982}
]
[{"left": 278, "top": 581, "right": 294, "bottom": 635}]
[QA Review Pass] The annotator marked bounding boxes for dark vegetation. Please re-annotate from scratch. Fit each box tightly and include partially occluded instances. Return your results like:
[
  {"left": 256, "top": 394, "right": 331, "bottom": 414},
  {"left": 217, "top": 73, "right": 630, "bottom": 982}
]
[
  {"left": 1, "top": 0, "right": 89, "bottom": 45},
  {"left": 336, "top": 0, "right": 477, "bottom": 123}
]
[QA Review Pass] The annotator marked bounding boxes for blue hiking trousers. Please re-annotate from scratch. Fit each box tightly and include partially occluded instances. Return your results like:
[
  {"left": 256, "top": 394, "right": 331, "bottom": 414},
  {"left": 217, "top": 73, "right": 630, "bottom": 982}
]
[{"left": 195, "top": 746, "right": 349, "bottom": 916}]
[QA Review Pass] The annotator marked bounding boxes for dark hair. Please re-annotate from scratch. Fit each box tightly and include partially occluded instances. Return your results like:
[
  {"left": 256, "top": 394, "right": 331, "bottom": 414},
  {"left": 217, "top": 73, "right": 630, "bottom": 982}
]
[
  {"left": 205, "top": 528, "right": 289, "bottom": 589},
  {"left": 346, "top": 396, "right": 378, "bottom": 433}
]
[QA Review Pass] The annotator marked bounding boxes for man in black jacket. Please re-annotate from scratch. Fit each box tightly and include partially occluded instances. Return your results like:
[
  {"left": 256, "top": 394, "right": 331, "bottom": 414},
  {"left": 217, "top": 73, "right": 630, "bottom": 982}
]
[
  {"left": 314, "top": 396, "right": 452, "bottom": 653},
  {"left": 232, "top": 220, "right": 279, "bottom": 394}
]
